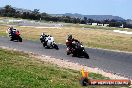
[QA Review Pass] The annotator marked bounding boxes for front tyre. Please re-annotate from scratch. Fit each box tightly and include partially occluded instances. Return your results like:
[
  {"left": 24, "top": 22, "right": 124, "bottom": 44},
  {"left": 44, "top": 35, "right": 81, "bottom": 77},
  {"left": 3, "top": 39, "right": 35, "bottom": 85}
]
[
  {"left": 43, "top": 42, "right": 46, "bottom": 47},
  {"left": 53, "top": 44, "right": 59, "bottom": 50},
  {"left": 9, "top": 35, "right": 14, "bottom": 41},
  {"left": 83, "top": 51, "right": 89, "bottom": 59},
  {"left": 10, "top": 38, "right": 13, "bottom": 41}
]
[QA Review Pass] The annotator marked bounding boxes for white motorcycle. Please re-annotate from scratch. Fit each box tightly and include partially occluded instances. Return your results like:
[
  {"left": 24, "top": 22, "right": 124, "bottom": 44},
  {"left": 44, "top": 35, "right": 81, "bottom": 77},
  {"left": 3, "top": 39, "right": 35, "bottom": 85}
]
[{"left": 42, "top": 36, "right": 59, "bottom": 50}]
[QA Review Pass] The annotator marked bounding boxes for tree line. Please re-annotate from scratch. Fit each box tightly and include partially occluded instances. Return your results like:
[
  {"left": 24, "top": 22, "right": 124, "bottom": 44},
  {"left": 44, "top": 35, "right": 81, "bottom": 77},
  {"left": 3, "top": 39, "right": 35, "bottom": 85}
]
[
  {"left": 0, "top": 5, "right": 85, "bottom": 23},
  {"left": 0, "top": 5, "right": 131, "bottom": 28}
]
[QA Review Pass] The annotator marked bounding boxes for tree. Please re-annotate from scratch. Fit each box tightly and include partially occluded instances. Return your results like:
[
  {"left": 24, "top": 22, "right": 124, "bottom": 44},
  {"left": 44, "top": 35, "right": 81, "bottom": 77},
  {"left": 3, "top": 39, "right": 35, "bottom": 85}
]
[
  {"left": 88, "top": 19, "right": 94, "bottom": 23},
  {"left": 33, "top": 9, "right": 40, "bottom": 15},
  {"left": 3, "top": 5, "right": 16, "bottom": 17},
  {"left": 109, "top": 22, "right": 122, "bottom": 27},
  {"left": 84, "top": 17, "right": 87, "bottom": 24}
]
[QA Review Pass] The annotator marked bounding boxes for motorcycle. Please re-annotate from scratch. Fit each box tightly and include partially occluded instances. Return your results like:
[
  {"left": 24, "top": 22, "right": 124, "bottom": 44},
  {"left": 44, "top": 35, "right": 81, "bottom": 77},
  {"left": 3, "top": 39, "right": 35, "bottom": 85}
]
[
  {"left": 40, "top": 35, "right": 59, "bottom": 50},
  {"left": 66, "top": 41, "right": 89, "bottom": 59},
  {"left": 9, "top": 30, "right": 22, "bottom": 42}
]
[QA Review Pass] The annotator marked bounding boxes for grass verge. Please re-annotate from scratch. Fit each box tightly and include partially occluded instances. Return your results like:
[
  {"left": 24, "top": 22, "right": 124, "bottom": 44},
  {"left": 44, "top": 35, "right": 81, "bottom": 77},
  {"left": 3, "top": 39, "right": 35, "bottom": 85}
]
[{"left": 0, "top": 48, "right": 121, "bottom": 88}]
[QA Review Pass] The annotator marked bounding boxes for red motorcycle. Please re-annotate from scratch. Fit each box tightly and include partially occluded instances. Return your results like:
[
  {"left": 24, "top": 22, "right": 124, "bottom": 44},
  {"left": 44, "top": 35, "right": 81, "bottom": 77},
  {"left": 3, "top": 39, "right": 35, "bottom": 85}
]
[{"left": 9, "top": 30, "right": 22, "bottom": 42}]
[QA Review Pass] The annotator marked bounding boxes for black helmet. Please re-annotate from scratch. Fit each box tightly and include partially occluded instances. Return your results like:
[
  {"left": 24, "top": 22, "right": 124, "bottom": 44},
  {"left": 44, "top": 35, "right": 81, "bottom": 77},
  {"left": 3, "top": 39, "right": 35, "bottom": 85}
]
[{"left": 67, "top": 34, "right": 72, "bottom": 40}]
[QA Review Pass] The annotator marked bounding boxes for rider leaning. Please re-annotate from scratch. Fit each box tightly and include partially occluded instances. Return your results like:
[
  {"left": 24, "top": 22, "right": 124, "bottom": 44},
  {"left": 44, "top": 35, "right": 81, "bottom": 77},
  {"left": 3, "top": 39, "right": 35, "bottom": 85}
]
[
  {"left": 40, "top": 33, "right": 48, "bottom": 42},
  {"left": 40, "top": 32, "right": 49, "bottom": 46},
  {"left": 7, "top": 26, "right": 18, "bottom": 36},
  {"left": 7, "top": 26, "right": 13, "bottom": 34},
  {"left": 66, "top": 34, "right": 79, "bottom": 54}
]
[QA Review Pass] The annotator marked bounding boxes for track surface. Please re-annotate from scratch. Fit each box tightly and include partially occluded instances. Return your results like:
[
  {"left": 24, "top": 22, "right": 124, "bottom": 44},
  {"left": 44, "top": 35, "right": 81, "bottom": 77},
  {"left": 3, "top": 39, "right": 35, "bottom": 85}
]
[{"left": 0, "top": 37, "right": 132, "bottom": 79}]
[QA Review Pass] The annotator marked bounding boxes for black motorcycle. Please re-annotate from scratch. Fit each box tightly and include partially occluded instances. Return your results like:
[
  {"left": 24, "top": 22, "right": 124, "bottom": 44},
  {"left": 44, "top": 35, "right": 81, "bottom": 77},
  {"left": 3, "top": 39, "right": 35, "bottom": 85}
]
[{"left": 66, "top": 41, "right": 89, "bottom": 59}]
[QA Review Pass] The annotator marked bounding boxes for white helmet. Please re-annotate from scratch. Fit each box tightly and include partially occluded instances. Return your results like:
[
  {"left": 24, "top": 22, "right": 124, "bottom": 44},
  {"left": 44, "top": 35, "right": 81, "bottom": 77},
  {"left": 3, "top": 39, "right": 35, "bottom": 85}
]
[{"left": 41, "top": 32, "right": 45, "bottom": 35}]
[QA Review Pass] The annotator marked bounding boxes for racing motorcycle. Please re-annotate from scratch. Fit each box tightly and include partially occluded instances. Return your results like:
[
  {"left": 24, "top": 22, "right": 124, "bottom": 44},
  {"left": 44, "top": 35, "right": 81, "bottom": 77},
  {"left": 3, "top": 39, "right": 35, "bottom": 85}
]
[
  {"left": 66, "top": 41, "right": 89, "bottom": 59},
  {"left": 40, "top": 35, "right": 59, "bottom": 50},
  {"left": 9, "top": 30, "right": 22, "bottom": 42}
]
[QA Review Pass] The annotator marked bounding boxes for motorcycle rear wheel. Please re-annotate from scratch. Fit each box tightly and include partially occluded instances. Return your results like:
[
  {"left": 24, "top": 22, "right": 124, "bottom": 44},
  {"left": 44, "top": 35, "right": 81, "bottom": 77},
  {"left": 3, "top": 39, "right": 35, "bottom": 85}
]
[{"left": 18, "top": 36, "right": 22, "bottom": 42}]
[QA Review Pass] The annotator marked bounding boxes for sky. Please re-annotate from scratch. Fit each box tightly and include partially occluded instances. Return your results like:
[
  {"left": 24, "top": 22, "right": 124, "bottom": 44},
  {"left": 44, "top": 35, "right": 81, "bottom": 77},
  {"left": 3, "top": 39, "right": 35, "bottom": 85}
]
[{"left": 0, "top": 0, "right": 131, "bottom": 19}]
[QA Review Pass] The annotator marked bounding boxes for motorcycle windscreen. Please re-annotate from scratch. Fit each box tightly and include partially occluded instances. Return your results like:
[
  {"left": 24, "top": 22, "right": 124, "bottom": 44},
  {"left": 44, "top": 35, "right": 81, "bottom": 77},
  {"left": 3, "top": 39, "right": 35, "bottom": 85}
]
[{"left": 46, "top": 37, "right": 54, "bottom": 46}]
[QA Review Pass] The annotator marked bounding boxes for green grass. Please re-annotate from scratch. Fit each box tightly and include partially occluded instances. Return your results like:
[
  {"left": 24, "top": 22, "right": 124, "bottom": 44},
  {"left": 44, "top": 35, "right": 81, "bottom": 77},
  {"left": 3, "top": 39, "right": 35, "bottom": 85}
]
[{"left": 0, "top": 48, "right": 122, "bottom": 88}]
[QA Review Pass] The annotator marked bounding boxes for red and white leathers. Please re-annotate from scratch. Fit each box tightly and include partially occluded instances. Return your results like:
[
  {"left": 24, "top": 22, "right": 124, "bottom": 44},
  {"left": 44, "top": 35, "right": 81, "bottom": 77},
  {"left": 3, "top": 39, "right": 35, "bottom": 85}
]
[{"left": 66, "top": 38, "right": 80, "bottom": 54}]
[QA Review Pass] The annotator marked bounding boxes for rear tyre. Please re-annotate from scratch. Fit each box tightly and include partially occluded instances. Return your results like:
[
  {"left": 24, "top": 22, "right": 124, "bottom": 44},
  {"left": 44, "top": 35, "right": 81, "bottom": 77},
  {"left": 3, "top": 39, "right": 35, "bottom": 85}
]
[
  {"left": 72, "top": 52, "right": 77, "bottom": 57},
  {"left": 18, "top": 36, "right": 22, "bottom": 42},
  {"left": 67, "top": 51, "right": 71, "bottom": 55}
]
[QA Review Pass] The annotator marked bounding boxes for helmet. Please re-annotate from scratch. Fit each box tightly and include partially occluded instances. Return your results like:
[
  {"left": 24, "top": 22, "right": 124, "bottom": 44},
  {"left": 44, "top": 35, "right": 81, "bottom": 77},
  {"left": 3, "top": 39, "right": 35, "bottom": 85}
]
[
  {"left": 10, "top": 26, "right": 13, "bottom": 29},
  {"left": 67, "top": 34, "right": 72, "bottom": 40},
  {"left": 41, "top": 32, "right": 45, "bottom": 35}
]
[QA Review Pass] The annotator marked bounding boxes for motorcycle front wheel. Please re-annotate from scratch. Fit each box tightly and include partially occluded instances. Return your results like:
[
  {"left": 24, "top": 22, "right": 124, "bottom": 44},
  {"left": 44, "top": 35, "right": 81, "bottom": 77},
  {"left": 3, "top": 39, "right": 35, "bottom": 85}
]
[
  {"left": 83, "top": 51, "right": 89, "bottom": 59},
  {"left": 53, "top": 44, "right": 59, "bottom": 50}
]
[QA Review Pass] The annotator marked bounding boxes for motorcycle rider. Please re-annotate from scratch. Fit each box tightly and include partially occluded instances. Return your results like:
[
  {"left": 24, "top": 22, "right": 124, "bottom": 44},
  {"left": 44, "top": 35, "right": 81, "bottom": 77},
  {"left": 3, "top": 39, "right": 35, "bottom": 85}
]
[
  {"left": 7, "top": 27, "right": 18, "bottom": 40},
  {"left": 40, "top": 33, "right": 48, "bottom": 46},
  {"left": 7, "top": 26, "right": 13, "bottom": 35},
  {"left": 66, "top": 34, "right": 80, "bottom": 55},
  {"left": 7, "top": 26, "right": 19, "bottom": 35}
]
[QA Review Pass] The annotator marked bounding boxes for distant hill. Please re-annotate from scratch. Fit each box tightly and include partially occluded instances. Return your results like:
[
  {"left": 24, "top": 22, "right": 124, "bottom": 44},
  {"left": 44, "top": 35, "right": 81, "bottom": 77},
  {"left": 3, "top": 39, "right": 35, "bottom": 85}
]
[
  {"left": 0, "top": 6, "right": 125, "bottom": 22},
  {"left": 51, "top": 13, "right": 125, "bottom": 21}
]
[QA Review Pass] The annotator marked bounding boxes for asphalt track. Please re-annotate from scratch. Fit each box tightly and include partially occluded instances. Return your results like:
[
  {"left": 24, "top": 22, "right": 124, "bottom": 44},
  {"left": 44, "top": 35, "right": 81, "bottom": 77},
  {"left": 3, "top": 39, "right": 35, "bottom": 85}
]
[{"left": 0, "top": 37, "right": 132, "bottom": 79}]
